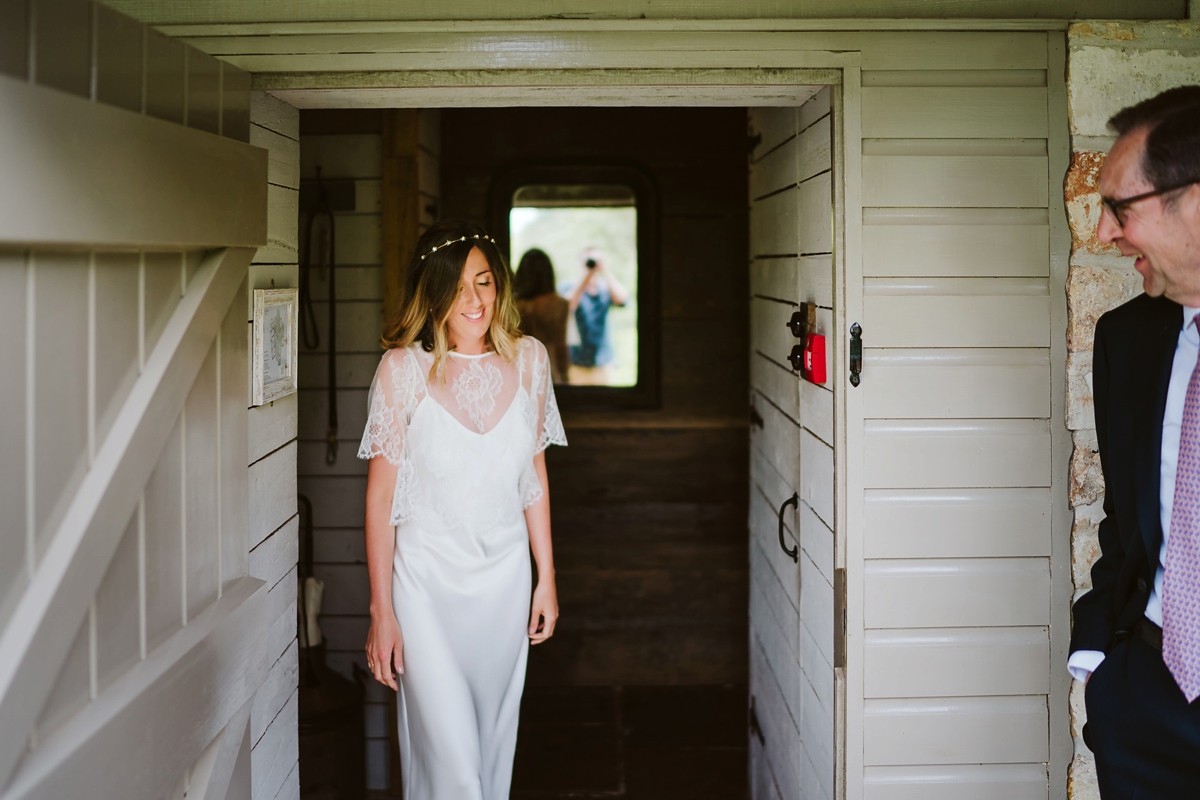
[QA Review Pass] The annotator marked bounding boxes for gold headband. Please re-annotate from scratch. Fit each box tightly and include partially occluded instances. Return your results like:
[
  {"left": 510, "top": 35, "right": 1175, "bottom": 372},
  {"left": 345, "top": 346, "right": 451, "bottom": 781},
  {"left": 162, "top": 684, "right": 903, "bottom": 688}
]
[{"left": 419, "top": 233, "right": 496, "bottom": 260}]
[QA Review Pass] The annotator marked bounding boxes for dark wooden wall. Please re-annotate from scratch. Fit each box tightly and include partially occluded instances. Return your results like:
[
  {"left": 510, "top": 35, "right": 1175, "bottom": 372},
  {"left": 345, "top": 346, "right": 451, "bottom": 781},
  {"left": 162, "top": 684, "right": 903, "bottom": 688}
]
[{"left": 441, "top": 107, "right": 750, "bottom": 686}]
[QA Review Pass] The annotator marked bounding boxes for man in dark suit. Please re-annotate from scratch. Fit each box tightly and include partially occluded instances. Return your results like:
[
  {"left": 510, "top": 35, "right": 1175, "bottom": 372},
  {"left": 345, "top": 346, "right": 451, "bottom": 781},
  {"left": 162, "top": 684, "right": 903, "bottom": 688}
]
[{"left": 1070, "top": 85, "right": 1200, "bottom": 797}]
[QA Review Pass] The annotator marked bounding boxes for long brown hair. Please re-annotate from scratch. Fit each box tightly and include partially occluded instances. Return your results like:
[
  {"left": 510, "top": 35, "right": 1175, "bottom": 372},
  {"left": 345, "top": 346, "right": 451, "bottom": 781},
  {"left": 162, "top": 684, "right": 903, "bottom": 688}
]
[{"left": 381, "top": 220, "right": 522, "bottom": 380}]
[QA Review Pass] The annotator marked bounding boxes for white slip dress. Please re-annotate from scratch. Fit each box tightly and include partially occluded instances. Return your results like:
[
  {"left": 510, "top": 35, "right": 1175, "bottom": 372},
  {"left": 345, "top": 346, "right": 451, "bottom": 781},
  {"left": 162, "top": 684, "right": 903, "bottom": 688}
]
[{"left": 358, "top": 337, "right": 566, "bottom": 800}]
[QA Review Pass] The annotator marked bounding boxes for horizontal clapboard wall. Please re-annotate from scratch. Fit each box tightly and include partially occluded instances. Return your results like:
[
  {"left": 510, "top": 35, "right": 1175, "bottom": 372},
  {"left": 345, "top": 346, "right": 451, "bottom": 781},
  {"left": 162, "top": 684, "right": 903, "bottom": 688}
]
[{"left": 296, "top": 110, "right": 439, "bottom": 792}]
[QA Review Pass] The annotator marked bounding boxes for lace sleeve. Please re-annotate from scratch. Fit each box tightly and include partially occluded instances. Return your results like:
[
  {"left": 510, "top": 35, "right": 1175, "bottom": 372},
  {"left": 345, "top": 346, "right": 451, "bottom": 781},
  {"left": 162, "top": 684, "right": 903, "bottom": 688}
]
[
  {"left": 530, "top": 338, "right": 567, "bottom": 453},
  {"left": 519, "top": 338, "right": 566, "bottom": 510},
  {"left": 358, "top": 348, "right": 425, "bottom": 524}
]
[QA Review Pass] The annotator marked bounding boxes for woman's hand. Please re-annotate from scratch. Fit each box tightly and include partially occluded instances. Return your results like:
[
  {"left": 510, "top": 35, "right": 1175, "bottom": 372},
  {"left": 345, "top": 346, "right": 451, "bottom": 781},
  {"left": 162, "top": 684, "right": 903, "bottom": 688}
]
[
  {"left": 366, "top": 611, "right": 404, "bottom": 690},
  {"left": 529, "top": 580, "right": 559, "bottom": 645}
]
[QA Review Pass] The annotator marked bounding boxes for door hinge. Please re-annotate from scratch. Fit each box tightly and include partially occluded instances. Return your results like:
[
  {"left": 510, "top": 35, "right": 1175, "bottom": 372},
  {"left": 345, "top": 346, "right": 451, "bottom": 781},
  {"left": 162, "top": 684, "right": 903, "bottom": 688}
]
[
  {"left": 834, "top": 567, "right": 847, "bottom": 669},
  {"left": 849, "top": 324, "right": 863, "bottom": 387}
]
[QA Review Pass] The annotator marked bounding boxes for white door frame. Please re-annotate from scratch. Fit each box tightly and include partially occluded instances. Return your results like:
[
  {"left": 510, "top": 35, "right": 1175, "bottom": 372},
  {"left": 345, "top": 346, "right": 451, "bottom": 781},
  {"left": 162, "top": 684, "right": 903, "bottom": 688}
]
[{"left": 170, "top": 22, "right": 1072, "bottom": 798}]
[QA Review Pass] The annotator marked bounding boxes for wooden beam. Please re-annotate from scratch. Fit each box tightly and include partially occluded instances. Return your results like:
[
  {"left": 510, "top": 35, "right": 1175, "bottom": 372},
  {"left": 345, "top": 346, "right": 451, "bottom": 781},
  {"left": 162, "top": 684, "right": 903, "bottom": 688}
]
[
  {"left": 2, "top": 578, "right": 268, "bottom": 800},
  {"left": 106, "top": 1, "right": 1185, "bottom": 26},
  {"left": 0, "top": 248, "right": 254, "bottom": 789},
  {"left": 0, "top": 76, "right": 267, "bottom": 249},
  {"left": 381, "top": 109, "right": 420, "bottom": 323}
]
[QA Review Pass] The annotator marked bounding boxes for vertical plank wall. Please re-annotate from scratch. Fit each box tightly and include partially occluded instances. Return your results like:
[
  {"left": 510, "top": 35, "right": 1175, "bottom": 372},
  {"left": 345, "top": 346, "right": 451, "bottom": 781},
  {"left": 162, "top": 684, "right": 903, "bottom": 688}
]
[
  {"left": 747, "top": 88, "right": 836, "bottom": 800},
  {"left": 297, "top": 110, "right": 440, "bottom": 791},
  {"left": 855, "top": 33, "right": 1064, "bottom": 798},
  {"left": 247, "top": 90, "right": 302, "bottom": 800}
]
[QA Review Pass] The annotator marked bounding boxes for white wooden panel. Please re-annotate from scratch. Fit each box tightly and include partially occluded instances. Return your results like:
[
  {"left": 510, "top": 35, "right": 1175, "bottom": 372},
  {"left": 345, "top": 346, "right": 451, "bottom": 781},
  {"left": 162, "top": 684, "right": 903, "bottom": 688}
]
[
  {"left": 751, "top": 190, "right": 798, "bottom": 257},
  {"left": 800, "top": 498, "right": 834, "bottom": 586},
  {"left": 750, "top": 632, "right": 801, "bottom": 800},
  {"left": 298, "top": 442, "right": 369, "bottom": 476},
  {"left": 300, "top": 134, "right": 382, "bottom": 180},
  {"left": 248, "top": 515, "right": 299, "bottom": 587},
  {"left": 751, "top": 537, "right": 799, "bottom": 663},
  {"left": 853, "top": 31, "right": 1048, "bottom": 72},
  {"left": 249, "top": 441, "right": 297, "bottom": 548},
  {"left": 294, "top": 474, "right": 360, "bottom": 532},
  {"left": 33, "top": 253, "right": 90, "bottom": 559},
  {"left": 865, "top": 558, "right": 1049, "bottom": 629},
  {"left": 748, "top": 106, "right": 795, "bottom": 163},
  {"left": 300, "top": 300, "right": 384, "bottom": 354},
  {"left": 93, "top": 505, "right": 139, "bottom": 693},
  {"left": 750, "top": 390, "right": 799, "bottom": 491},
  {"left": 144, "top": 252, "right": 184, "bottom": 358},
  {"left": 862, "top": 156, "right": 1047, "bottom": 208},
  {"left": 863, "top": 211, "right": 1049, "bottom": 278},
  {"left": 251, "top": 185, "right": 299, "bottom": 265},
  {"left": 797, "top": 87, "right": 832, "bottom": 132},
  {"left": 248, "top": 264, "right": 299, "bottom": 319},
  {"left": 863, "top": 764, "right": 1048, "bottom": 800},
  {"left": 355, "top": 180, "right": 385, "bottom": 214},
  {"left": 800, "top": 619, "right": 834, "bottom": 720},
  {"left": 862, "top": 88, "right": 1047, "bottom": 139},
  {"left": 220, "top": 277, "right": 250, "bottom": 589},
  {"left": 263, "top": 569, "right": 298, "bottom": 665},
  {"left": 11, "top": 579, "right": 269, "bottom": 800},
  {"left": 250, "top": 124, "right": 301, "bottom": 190},
  {"left": 799, "top": 675, "right": 834, "bottom": 800},
  {"left": 248, "top": 393, "right": 298, "bottom": 466},
  {"left": 865, "top": 488, "right": 1051, "bottom": 559},
  {"left": 750, "top": 557, "right": 801, "bottom": 727},
  {"left": 93, "top": 253, "right": 141, "bottom": 449},
  {"left": 750, "top": 134, "right": 799, "bottom": 200},
  {"left": 864, "top": 278, "right": 1049, "bottom": 348},
  {"left": 250, "top": 92, "right": 299, "bottom": 141},
  {"left": 185, "top": 344, "right": 221, "bottom": 619},
  {"left": 800, "top": 371, "right": 834, "bottom": 447},
  {"left": 0, "top": 77, "right": 267, "bottom": 249},
  {"left": 321, "top": 615, "right": 370, "bottom": 652},
  {"left": 796, "top": 116, "right": 831, "bottom": 185},
  {"left": 751, "top": 258, "right": 797, "bottom": 304},
  {"left": 861, "top": 70, "right": 1047, "bottom": 88},
  {"left": 801, "top": 428, "right": 834, "bottom": 529},
  {"left": 250, "top": 689, "right": 298, "bottom": 800},
  {"left": 864, "top": 695, "right": 1048, "bottom": 766},
  {"left": 865, "top": 627, "right": 1048, "bottom": 699},
  {"left": 333, "top": 214, "right": 383, "bottom": 265},
  {"left": 0, "top": 253, "right": 26, "bottom": 624},
  {"left": 36, "top": 616, "right": 90, "bottom": 739},
  {"left": 304, "top": 264, "right": 383, "bottom": 301},
  {"left": 299, "top": 389, "right": 368, "bottom": 440},
  {"left": 864, "top": 419, "right": 1050, "bottom": 489},
  {"left": 864, "top": 348, "right": 1049, "bottom": 419},
  {"left": 311, "top": 564, "right": 368, "bottom": 615},
  {"left": 298, "top": 353, "right": 379, "bottom": 389},
  {"left": 800, "top": 545, "right": 834, "bottom": 670},
  {"left": 145, "top": 418, "right": 185, "bottom": 648},
  {"left": 750, "top": 449, "right": 799, "bottom": 610},
  {"left": 752, "top": 353, "right": 799, "bottom": 423},
  {"left": 251, "top": 640, "right": 298, "bottom": 745},
  {"left": 798, "top": 171, "right": 832, "bottom": 255},
  {"left": 796, "top": 255, "right": 835, "bottom": 309}
]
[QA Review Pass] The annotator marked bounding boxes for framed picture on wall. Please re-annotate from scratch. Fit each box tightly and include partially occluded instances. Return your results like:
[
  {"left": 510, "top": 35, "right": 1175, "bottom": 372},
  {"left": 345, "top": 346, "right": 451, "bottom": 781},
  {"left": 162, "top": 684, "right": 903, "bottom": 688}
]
[{"left": 252, "top": 288, "right": 300, "bottom": 406}]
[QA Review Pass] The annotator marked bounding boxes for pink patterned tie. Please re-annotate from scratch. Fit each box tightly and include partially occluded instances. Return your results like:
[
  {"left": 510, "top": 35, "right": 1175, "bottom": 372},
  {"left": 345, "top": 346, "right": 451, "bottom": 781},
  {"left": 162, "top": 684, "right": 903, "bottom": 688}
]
[{"left": 1165, "top": 316, "right": 1200, "bottom": 703}]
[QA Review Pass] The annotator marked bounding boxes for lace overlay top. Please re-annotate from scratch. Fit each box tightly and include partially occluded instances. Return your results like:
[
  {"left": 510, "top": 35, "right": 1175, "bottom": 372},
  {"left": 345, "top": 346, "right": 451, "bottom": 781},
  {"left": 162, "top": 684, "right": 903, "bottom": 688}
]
[{"left": 358, "top": 337, "right": 567, "bottom": 528}]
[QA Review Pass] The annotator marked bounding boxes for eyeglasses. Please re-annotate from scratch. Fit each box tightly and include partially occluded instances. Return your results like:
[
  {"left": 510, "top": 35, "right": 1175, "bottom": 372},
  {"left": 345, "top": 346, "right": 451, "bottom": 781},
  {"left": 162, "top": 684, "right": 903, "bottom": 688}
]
[{"left": 1101, "top": 178, "right": 1199, "bottom": 226}]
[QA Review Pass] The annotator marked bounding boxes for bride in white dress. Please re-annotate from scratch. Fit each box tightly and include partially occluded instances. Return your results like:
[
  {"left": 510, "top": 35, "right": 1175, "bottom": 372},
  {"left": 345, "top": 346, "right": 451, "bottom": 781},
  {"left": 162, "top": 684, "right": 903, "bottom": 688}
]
[{"left": 359, "top": 220, "right": 566, "bottom": 799}]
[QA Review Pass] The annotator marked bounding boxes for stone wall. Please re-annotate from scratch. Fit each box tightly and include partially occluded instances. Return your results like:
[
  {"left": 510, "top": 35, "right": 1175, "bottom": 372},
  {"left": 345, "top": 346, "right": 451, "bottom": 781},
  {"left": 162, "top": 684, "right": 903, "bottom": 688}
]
[{"left": 1065, "top": 20, "right": 1200, "bottom": 799}]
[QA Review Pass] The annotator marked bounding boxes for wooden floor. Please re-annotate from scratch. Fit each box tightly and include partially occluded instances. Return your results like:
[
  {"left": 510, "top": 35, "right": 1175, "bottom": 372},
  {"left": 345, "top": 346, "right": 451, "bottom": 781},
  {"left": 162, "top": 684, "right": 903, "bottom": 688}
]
[{"left": 512, "top": 684, "right": 749, "bottom": 799}]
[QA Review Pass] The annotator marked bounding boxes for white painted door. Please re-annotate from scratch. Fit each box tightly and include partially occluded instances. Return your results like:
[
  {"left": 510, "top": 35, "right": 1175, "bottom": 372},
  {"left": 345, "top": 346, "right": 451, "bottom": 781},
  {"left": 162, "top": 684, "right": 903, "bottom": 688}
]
[
  {"left": 747, "top": 88, "right": 837, "bottom": 800},
  {"left": 842, "top": 34, "right": 1072, "bottom": 800},
  {"left": 0, "top": 65, "right": 269, "bottom": 800}
]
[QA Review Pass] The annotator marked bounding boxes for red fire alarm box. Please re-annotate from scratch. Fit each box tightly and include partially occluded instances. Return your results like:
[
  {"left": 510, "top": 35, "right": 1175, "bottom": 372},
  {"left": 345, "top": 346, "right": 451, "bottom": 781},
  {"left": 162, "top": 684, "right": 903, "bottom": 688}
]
[{"left": 803, "top": 333, "right": 826, "bottom": 384}]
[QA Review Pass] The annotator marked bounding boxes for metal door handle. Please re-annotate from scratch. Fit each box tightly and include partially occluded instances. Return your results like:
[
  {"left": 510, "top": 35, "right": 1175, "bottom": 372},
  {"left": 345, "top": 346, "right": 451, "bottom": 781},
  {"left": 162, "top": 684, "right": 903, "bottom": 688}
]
[{"left": 777, "top": 492, "right": 799, "bottom": 562}]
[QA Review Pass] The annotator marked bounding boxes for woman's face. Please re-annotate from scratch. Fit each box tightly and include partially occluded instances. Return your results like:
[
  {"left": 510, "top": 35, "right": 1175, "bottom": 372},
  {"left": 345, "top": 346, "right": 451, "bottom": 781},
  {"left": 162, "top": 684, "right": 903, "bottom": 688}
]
[{"left": 445, "top": 246, "right": 496, "bottom": 351}]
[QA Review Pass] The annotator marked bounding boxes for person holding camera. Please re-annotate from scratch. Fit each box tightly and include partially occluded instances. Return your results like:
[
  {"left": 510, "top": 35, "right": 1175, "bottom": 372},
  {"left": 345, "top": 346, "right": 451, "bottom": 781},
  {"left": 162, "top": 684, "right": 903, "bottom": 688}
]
[{"left": 564, "top": 247, "right": 629, "bottom": 385}]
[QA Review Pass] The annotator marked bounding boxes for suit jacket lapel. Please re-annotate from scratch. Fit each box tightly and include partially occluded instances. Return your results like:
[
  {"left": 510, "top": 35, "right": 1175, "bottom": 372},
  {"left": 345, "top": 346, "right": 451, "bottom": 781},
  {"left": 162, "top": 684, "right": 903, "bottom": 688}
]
[{"left": 1135, "top": 297, "right": 1184, "bottom": 560}]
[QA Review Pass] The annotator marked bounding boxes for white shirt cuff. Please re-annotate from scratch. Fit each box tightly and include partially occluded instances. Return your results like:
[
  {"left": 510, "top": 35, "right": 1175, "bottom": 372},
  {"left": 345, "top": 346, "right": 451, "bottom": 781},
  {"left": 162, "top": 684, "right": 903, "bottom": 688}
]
[{"left": 1068, "top": 650, "right": 1105, "bottom": 683}]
